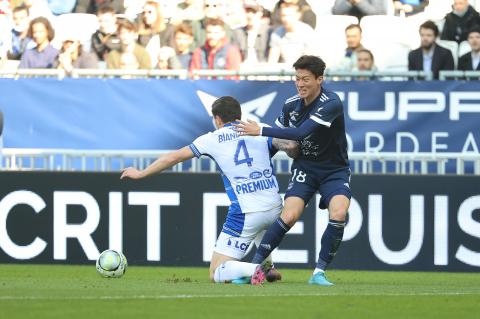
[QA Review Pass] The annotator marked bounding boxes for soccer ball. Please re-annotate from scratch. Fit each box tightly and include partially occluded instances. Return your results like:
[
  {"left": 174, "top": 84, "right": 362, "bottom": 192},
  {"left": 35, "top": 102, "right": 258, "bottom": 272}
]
[{"left": 96, "top": 249, "right": 128, "bottom": 278}]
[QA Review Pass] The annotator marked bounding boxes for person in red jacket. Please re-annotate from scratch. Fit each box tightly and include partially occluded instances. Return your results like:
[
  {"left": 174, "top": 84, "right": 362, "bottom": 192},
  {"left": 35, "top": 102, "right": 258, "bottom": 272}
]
[{"left": 190, "top": 18, "right": 242, "bottom": 73}]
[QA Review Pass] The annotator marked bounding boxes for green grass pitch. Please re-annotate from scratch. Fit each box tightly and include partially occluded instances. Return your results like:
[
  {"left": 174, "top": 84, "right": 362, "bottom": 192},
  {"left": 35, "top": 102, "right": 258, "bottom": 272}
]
[{"left": 1, "top": 264, "right": 479, "bottom": 319}]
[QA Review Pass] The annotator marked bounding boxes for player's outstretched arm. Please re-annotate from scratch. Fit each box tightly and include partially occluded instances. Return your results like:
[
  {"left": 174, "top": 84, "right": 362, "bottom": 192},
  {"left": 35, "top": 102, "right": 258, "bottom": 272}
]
[
  {"left": 235, "top": 118, "right": 318, "bottom": 140},
  {"left": 120, "top": 146, "right": 195, "bottom": 180},
  {"left": 272, "top": 138, "right": 300, "bottom": 159}
]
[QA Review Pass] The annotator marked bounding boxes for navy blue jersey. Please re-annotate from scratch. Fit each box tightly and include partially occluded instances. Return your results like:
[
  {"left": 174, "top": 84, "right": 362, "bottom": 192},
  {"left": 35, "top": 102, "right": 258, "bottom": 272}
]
[{"left": 273, "top": 87, "right": 349, "bottom": 168}]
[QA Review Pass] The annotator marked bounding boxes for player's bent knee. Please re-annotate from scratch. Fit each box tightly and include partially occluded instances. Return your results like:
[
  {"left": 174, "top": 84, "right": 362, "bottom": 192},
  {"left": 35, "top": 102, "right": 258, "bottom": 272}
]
[{"left": 281, "top": 211, "right": 300, "bottom": 226}]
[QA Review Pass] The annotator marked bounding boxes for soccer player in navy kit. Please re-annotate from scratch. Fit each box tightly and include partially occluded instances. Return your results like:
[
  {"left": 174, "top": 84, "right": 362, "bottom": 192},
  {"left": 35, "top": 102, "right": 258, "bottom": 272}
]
[{"left": 235, "top": 55, "right": 351, "bottom": 286}]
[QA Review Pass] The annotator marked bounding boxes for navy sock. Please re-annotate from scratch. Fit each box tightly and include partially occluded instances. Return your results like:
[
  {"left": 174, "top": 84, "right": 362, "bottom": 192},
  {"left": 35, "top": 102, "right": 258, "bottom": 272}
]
[
  {"left": 316, "top": 219, "right": 345, "bottom": 270},
  {"left": 252, "top": 217, "right": 291, "bottom": 264}
]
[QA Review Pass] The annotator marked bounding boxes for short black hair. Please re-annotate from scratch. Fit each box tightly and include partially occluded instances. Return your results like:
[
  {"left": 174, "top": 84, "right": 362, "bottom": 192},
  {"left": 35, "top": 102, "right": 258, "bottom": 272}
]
[
  {"left": 292, "top": 55, "right": 326, "bottom": 78},
  {"left": 467, "top": 25, "right": 480, "bottom": 37},
  {"left": 420, "top": 20, "right": 439, "bottom": 37},
  {"left": 211, "top": 96, "right": 242, "bottom": 123}
]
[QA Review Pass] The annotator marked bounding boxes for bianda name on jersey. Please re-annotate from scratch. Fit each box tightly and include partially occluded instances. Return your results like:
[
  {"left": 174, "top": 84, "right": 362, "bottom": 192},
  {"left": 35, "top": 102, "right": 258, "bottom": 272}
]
[{"left": 189, "top": 123, "right": 282, "bottom": 213}]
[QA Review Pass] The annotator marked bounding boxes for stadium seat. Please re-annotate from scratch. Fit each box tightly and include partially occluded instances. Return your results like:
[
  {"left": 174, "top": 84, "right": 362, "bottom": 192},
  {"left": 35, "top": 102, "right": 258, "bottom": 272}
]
[
  {"left": 437, "top": 39, "right": 459, "bottom": 68},
  {"left": 360, "top": 15, "right": 411, "bottom": 48},
  {"left": 458, "top": 40, "right": 471, "bottom": 58},
  {"left": 370, "top": 42, "right": 410, "bottom": 71},
  {"left": 51, "top": 13, "right": 99, "bottom": 52},
  {"left": 314, "top": 15, "right": 359, "bottom": 68}
]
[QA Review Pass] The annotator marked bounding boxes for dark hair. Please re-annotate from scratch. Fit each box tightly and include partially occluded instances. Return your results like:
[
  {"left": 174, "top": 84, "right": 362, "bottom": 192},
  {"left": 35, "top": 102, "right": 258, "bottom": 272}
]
[
  {"left": 13, "top": 4, "right": 29, "bottom": 15},
  {"left": 205, "top": 18, "right": 225, "bottom": 28},
  {"left": 97, "top": 5, "right": 116, "bottom": 15},
  {"left": 28, "top": 17, "right": 55, "bottom": 42},
  {"left": 211, "top": 96, "right": 242, "bottom": 123},
  {"left": 345, "top": 24, "right": 362, "bottom": 33},
  {"left": 419, "top": 20, "right": 439, "bottom": 37},
  {"left": 293, "top": 55, "right": 326, "bottom": 78},
  {"left": 467, "top": 25, "right": 480, "bottom": 37},
  {"left": 357, "top": 48, "right": 374, "bottom": 61},
  {"left": 175, "top": 22, "right": 193, "bottom": 37},
  {"left": 118, "top": 19, "right": 138, "bottom": 33}
]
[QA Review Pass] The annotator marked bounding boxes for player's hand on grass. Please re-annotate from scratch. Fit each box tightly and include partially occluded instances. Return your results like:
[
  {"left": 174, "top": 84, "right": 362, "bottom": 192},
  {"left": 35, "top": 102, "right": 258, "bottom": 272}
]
[
  {"left": 120, "top": 167, "right": 144, "bottom": 180},
  {"left": 234, "top": 119, "right": 261, "bottom": 136}
]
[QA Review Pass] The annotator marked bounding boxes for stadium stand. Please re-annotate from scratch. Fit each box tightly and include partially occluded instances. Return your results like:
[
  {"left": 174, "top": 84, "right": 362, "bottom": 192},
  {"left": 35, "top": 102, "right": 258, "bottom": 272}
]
[
  {"left": 51, "top": 13, "right": 99, "bottom": 52},
  {"left": 314, "top": 14, "right": 359, "bottom": 69},
  {"left": 437, "top": 39, "right": 459, "bottom": 68}
]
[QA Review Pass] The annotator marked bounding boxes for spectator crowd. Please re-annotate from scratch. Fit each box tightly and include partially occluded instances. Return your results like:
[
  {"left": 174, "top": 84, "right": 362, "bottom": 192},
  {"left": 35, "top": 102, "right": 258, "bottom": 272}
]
[{"left": 0, "top": 0, "right": 479, "bottom": 78}]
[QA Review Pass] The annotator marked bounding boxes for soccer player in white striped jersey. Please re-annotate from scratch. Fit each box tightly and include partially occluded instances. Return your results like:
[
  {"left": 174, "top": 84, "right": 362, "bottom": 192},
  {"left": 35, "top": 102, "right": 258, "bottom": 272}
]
[{"left": 120, "top": 96, "right": 298, "bottom": 284}]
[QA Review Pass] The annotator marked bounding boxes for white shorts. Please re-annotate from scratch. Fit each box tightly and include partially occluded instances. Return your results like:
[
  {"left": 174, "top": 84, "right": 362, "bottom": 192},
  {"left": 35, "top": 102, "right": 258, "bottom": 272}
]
[{"left": 213, "top": 205, "right": 282, "bottom": 260}]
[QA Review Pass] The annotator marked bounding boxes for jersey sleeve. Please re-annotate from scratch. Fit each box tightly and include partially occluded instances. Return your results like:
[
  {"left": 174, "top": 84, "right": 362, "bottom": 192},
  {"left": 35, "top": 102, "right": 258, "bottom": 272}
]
[
  {"left": 189, "top": 133, "right": 212, "bottom": 158},
  {"left": 274, "top": 104, "right": 289, "bottom": 128},
  {"left": 309, "top": 99, "right": 343, "bottom": 128}
]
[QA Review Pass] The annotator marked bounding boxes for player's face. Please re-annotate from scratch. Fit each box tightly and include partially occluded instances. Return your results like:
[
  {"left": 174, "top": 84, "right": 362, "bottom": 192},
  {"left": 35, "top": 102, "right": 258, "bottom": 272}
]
[
  {"left": 295, "top": 69, "right": 322, "bottom": 101},
  {"left": 419, "top": 27, "right": 436, "bottom": 49},
  {"left": 468, "top": 32, "right": 480, "bottom": 51}
]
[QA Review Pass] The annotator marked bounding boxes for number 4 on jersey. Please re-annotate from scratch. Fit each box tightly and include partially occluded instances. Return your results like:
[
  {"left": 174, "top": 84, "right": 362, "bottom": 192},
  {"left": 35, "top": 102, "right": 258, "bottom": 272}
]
[{"left": 234, "top": 140, "right": 253, "bottom": 166}]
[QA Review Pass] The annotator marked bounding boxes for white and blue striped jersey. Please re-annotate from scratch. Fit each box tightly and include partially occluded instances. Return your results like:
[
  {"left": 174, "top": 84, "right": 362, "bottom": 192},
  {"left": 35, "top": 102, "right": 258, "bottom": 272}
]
[{"left": 189, "top": 123, "right": 282, "bottom": 214}]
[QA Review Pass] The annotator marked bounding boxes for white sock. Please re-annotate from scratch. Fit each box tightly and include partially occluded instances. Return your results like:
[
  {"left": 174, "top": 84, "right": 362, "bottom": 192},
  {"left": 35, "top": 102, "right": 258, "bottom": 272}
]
[
  {"left": 313, "top": 268, "right": 325, "bottom": 275},
  {"left": 213, "top": 261, "right": 258, "bottom": 283}
]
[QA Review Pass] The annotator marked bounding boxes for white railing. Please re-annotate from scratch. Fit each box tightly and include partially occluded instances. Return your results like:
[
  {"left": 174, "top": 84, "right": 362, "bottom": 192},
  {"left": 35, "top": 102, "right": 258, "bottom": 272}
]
[
  {"left": 1, "top": 148, "right": 479, "bottom": 175},
  {"left": 0, "top": 68, "right": 438, "bottom": 81}
]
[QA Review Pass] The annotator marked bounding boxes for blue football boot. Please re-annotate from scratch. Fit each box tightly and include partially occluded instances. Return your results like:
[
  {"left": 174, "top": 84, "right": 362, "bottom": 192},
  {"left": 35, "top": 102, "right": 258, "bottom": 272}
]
[{"left": 308, "top": 272, "right": 334, "bottom": 286}]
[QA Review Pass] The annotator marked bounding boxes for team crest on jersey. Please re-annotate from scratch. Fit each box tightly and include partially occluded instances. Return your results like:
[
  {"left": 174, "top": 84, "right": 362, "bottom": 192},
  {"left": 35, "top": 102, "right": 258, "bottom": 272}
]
[{"left": 289, "top": 111, "right": 299, "bottom": 122}]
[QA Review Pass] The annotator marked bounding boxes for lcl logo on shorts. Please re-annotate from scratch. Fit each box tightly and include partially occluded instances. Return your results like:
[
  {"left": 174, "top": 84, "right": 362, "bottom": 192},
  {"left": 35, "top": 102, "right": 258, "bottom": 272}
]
[{"left": 227, "top": 239, "right": 250, "bottom": 251}]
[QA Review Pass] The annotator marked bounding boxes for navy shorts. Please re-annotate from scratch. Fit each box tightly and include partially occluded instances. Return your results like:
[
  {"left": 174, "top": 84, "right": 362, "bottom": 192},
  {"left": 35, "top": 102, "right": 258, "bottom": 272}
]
[{"left": 285, "top": 161, "right": 352, "bottom": 209}]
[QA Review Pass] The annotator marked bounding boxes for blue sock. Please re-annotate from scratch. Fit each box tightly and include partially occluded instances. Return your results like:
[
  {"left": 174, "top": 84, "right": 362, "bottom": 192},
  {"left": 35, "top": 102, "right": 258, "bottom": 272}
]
[
  {"left": 316, "top": 219, "right": 345, "bottom": 270},
  {"left": 251, "top": 217, "right": 291, "bottom": 264}
]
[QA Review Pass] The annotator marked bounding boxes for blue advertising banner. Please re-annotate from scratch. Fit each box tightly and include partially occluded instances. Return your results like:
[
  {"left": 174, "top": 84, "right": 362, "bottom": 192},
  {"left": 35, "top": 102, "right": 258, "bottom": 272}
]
[{"left": 0, "top": 78, "right": 479, "bottom": 154}]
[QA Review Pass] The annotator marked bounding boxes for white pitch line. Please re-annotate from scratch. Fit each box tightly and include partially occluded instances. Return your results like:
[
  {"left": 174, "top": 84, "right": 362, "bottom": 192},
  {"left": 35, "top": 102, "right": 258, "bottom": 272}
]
[{"left": 0, "top": 292, "right": 478, "bottom": 301}]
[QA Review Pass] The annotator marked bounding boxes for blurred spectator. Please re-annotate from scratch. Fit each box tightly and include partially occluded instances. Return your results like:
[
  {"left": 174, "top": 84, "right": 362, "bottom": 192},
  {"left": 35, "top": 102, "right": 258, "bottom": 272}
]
[
  {"left": 233, "top": 0, "right": 271, "bottom": 64},
  {"left": 458, "top": 26, "right": 480, "bottom": 70},
  {"left": 355, "top": 48, "right": 375, "bottom": 70},
  {"left": 106, "top": 19, "right": 150, "bottom": 69},
  {"left": 354, "top": 48, "right": 377, "bottom": 79},
  {"left": 22, "top": 0, "right": 53, "bottom": 19},
  {"left": 173, "top": 22, "right": 194, "bottom": 68},
  {"left": 19, "top": 16, "right": 58, "bottom": 68},
  {"left": 47, "top": 0, "right": 76, "bottom": 15},
  {"left": 91, "top": 5, "right": 121, "bottom": 61},
  {"left": 74, "top": 0, "right": 125, "bottom": 15},
  {"left": 393, "top": 0, "right": 429, "bottom": 17},
  {"left": 137, "top": 1, "right": 174, "bottom": 47},
  {"left": 7, "top": 4, "right": 35, "bottom": 60},
  {"left": 190, "top": 18, "right": 242, "bottom": 71},
  {"left": 55, "top": 37, "right": 98, "bottom": 73},
  {"left": 333, "top": 23, "right": 366, "bottom": 71},
  {"left": 119, "top": 51, "right": 139, "bottom": 69},
  {"left": 153, "top": 46, "right": 182, "bottom": 69},
  {"left": 271, "top": 0, "right": 316, "bottom": 29},
  {"left": 408, "top": 20, "right": 454, "bottom": 79},
  {"left": 190, "top": 0, "right": 236, "bottom": 50},
  {"left": 0, "top": 13, "right": 9, "bottom": 61},
  {"left": 440, "top": 0, "right": 480, "bottom": 44},
  {"left": 267, "top": 1, "right": 316, "bottom": 64},
  {"left": 332, "top": 0, "right": 387, "bottom": 20},
  {"left": 170, "top": 0, "right": 204, "bottom": 25}
]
